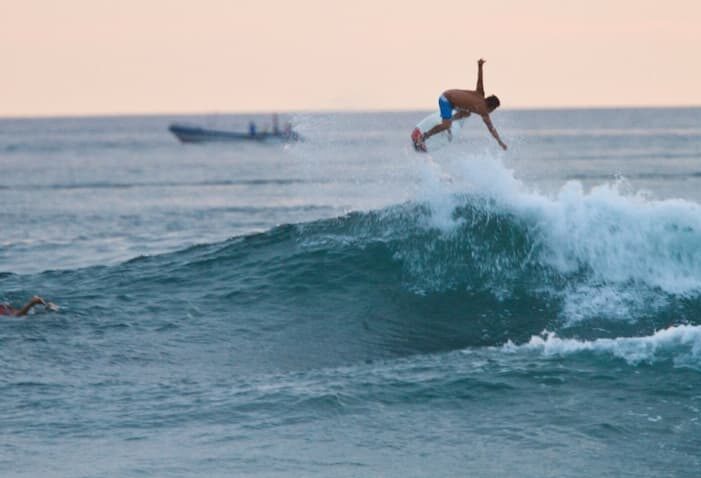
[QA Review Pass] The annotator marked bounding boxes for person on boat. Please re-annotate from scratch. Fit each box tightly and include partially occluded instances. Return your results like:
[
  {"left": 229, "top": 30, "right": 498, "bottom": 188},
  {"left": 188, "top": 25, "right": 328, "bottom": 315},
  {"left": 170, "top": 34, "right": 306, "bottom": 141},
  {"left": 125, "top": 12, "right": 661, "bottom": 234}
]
[
  {"left": 0, "top": 296, "right": 56, "bottom": 317},
  {"left": 248, "top": 121, "right": 257, "bottom": 137},
  {"left": 272, "top": 114, "right": 280, "bottom": 135},
  {"left": 415, "top": 58, "right": 507, "bottom": 151}
]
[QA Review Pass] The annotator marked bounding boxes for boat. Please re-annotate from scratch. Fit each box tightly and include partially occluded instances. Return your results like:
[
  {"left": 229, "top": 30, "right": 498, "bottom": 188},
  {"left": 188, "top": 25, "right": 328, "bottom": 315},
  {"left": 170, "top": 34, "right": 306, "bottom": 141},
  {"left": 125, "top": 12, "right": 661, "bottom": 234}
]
[{"left": 168, "top": 123, "right": 302, "bottom": 144}]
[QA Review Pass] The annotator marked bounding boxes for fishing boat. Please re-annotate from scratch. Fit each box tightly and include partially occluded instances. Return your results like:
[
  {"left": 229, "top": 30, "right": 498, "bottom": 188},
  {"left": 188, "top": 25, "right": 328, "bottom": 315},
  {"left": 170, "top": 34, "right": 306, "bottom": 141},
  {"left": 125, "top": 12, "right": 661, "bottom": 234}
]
[{"left": 168, "top": 123, "right": 301, "bottom": 144}]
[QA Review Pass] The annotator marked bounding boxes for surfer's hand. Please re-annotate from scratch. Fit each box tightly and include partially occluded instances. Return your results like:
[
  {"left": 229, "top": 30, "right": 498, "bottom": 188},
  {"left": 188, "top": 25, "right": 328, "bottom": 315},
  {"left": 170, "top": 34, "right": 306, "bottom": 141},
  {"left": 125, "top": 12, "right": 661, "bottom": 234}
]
[
  {"left": 499, "top": 141, "right": 508, "bottom": 151},
  {"left": 478, "top": 58, "right": 485, "bottom": 66}
]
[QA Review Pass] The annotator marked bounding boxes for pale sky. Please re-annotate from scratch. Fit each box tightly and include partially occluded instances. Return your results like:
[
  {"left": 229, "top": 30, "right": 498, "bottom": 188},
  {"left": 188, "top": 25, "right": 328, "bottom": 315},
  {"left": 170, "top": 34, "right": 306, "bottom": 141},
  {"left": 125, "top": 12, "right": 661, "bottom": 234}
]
[{"left": 1, "top": 0, "right": 700, "bottom": 117}]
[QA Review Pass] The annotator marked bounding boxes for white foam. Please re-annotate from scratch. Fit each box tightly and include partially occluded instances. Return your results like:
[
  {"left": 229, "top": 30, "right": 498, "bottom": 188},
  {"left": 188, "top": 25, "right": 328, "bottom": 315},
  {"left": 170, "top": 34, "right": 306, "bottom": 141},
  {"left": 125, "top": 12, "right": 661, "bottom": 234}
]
[
  {"left": 535, "top": 180, "right": 701, "bottom": 295},
  {"left": 502, "top": 325, "right": 701, "bottom": 368},
  {"left": 558, "top": 283, "right": 669, "bottom": 323},
  {"left": 415, "top": 154, "right": 701, "bottom": 313},
  {"left": 413, "top": 156, "right": 463, "bottom": 232}
]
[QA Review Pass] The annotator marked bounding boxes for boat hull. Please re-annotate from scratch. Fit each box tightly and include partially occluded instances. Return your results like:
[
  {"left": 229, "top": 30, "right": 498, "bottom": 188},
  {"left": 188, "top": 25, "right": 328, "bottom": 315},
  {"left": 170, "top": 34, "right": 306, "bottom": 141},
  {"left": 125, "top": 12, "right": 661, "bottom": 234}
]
[{"left": 168, "top": 124, "right": 300, "bottom": 144}]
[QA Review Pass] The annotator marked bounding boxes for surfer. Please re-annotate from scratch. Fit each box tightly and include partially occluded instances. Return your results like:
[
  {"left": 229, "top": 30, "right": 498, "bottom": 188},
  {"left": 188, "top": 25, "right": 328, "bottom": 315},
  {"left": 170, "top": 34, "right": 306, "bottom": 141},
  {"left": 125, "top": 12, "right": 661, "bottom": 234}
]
[
  {"left": 417, "top": 59, "right": 507, "bottom": 151},
  {"left": 0, "top": 295, "right": 56, "bottom": 317}
]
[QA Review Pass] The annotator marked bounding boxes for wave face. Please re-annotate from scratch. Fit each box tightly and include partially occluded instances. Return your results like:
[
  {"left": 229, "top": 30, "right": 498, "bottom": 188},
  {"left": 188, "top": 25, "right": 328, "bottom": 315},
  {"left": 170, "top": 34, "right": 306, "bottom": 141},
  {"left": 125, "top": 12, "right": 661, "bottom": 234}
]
[{"left": 8, "top": 158, "right": 701, "bottom": 373}]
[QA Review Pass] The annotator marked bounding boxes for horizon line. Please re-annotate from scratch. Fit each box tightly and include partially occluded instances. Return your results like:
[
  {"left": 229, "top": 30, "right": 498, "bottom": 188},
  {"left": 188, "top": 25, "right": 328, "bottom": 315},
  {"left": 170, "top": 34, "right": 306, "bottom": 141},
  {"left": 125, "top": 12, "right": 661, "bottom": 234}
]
[{"left": 1, "top": 104, "right": 700, "bottom": 121}]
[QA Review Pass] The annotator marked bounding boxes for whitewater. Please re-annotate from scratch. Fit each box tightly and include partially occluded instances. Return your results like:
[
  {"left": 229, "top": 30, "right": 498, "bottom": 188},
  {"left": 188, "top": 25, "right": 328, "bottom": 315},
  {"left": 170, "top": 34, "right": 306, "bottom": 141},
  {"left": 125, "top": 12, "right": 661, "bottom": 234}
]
[{"left": 1, "top": 109, "right": 700, "bottom": 477}]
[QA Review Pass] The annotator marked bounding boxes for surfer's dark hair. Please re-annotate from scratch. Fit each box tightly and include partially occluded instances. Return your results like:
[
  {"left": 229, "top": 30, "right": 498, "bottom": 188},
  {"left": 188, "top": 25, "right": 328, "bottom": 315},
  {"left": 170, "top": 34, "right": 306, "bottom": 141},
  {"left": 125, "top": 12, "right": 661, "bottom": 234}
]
[{"left": 486, "top": 95, "right": 501, "bottom": 111}]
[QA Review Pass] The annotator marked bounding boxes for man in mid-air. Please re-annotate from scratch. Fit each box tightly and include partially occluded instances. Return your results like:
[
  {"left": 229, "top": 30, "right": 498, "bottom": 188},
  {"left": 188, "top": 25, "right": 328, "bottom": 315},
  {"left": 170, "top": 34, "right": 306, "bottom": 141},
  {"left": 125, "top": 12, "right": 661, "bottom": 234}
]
[{"left": 413, "top": 58, "right": 507, "bottom": 151}]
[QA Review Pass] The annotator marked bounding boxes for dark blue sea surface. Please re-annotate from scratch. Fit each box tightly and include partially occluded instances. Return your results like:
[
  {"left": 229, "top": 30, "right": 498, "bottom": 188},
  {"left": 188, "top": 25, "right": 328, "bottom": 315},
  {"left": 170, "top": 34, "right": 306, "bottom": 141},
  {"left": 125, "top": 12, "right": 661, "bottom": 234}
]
[{"left": 1, "top": 109, "right": 701, "bottom": 477}]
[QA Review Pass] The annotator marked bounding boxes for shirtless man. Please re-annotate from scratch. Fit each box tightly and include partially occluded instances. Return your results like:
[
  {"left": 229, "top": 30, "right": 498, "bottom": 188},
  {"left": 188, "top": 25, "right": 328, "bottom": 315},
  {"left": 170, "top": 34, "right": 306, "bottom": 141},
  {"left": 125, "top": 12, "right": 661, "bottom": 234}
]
[
  {"left": 415, "top": 59, "right": 507, "bottom": 151},
  {"left": 0, "top": 296, "right": 54, "bottom": 317}
]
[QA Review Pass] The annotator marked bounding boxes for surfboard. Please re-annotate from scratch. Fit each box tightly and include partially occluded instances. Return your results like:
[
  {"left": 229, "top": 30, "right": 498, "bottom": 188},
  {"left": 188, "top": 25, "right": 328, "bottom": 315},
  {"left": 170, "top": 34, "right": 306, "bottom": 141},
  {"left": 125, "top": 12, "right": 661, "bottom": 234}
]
[{"left": 411, "top": 112, "right": 464, "bottom": 153}]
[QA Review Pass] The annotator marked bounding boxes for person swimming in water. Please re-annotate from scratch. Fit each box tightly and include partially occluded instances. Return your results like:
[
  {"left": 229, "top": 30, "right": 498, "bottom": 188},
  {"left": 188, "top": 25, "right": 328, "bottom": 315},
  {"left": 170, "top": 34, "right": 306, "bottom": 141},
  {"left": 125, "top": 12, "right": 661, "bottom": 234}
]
[
  {"left": 414, "top": 58, "right": 507, "bottom": 151},
  {"left": 0, "top": 296, "right": 56, "bottom": 317}
]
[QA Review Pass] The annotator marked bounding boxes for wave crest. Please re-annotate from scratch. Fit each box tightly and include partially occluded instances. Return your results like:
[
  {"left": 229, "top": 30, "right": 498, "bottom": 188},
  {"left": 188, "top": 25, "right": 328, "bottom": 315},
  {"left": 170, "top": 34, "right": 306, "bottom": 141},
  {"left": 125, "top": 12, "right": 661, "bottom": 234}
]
[{"left": 503, "top": 325, "right": 701, "bottom": 369}]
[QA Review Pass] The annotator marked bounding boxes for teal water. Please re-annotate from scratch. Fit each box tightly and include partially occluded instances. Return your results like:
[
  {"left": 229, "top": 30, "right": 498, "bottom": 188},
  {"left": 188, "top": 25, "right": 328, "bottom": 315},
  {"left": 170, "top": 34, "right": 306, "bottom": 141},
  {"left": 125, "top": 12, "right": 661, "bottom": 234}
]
[{"left": 1, "top": 109, "right": 701, "bottom": 476}]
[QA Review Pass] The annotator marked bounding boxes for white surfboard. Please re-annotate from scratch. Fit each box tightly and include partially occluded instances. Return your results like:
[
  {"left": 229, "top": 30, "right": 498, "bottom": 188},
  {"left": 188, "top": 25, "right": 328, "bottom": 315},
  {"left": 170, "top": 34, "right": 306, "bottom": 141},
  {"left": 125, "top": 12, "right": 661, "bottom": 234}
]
[{"left": 411, "top": 112, "right": 465, "bottom": 153}]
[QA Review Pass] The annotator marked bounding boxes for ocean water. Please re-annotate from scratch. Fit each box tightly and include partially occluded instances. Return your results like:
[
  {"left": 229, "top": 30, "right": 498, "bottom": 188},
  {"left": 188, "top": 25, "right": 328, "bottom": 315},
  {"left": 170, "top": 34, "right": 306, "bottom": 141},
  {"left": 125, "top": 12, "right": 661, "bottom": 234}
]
[{"left": 1, "top": 108, "right": 701, "bottom": 477}]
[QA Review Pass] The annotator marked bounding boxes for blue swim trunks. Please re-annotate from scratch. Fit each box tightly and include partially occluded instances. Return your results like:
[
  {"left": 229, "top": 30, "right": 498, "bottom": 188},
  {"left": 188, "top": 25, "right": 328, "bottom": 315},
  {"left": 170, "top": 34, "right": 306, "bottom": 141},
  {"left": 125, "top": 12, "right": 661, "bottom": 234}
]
[{"left": 439, "top": 95, "right": 453, "bottom": 120}]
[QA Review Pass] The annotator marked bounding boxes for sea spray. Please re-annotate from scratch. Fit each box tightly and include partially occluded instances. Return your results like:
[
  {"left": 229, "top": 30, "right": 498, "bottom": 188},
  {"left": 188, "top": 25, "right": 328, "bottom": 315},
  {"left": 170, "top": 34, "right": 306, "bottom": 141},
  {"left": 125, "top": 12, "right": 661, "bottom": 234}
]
[{"left": 411, "top": 154, "right": 701, "bottom": 320}]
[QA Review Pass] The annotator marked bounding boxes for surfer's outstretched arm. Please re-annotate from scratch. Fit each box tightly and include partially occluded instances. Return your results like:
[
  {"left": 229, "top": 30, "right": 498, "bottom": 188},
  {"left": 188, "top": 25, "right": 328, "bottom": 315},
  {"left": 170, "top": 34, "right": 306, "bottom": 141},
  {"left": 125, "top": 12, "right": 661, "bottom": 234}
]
[
  {"left": 481, "top": 114, "right": 507, "bottom": 150},
  {"left": 476, "top": 58, "right": 485, "bottom": 97}
]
